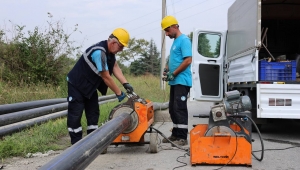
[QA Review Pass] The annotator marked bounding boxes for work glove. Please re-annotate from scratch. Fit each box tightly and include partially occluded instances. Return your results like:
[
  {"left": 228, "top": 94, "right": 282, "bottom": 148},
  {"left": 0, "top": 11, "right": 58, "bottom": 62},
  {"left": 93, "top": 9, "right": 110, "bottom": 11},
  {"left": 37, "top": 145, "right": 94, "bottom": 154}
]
[
  {"left": 163, "top": 68, "right": 169, "bottom": 75},
  {"left": 116, "top": 91, "right": 126, "bottom": 102},
  {"left": 123, "top": 83, "right": 134, "bottom": 93},
  {"left": 163, "top": 71, "right": 175, "bottom": 81},
  {"left": 162, "top": 68, "right": 169, "bottom": 81}
]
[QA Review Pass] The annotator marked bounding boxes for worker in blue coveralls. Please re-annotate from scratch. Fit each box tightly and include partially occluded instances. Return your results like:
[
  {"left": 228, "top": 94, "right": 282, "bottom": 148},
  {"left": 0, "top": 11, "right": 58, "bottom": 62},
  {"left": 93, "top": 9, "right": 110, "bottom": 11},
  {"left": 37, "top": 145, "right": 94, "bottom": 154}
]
[
  {"left": 66, "top": 28, "right": 134, "bottom": 145},
  {"left": 161, "top": 16, "right": 192, "bottom": 146}
]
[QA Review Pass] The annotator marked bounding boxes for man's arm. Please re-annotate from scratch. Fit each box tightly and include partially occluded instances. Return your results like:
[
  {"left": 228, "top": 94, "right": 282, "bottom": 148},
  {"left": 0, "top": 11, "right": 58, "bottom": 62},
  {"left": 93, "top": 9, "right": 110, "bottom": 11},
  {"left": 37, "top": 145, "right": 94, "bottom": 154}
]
[
  {"left": 112, "top": 62, "right": 128, "bottom": 84},
  {"left": 173, "top": 57, "right": 192, "bottom": 76},
  {"left": 99, "top": 71, "right": 122, "bottom": 95},
  {"left": 172, "top": 37, "right": 192, "bottom": 76},
  {"left": 91, "top": 50, "right": 122, "bottom": 95}
]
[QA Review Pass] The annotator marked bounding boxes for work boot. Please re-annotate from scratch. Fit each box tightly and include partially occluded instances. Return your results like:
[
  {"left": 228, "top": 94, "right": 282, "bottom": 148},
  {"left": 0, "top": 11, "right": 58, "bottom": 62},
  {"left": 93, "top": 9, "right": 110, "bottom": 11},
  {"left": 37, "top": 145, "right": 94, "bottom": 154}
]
[
  {"left": 162, "top": 135, "right": 177, "bottom": 143},
  {"left": 171, "top": 139, "right": 188, "bottom": 146}
]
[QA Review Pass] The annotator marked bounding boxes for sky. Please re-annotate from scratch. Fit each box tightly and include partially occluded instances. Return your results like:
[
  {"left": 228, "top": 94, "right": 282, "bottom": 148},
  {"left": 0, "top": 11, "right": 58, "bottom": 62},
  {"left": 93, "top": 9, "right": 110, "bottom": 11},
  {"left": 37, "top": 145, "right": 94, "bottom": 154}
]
[{"left": 0, "top": 0, "right": 235, "bottom": 62}]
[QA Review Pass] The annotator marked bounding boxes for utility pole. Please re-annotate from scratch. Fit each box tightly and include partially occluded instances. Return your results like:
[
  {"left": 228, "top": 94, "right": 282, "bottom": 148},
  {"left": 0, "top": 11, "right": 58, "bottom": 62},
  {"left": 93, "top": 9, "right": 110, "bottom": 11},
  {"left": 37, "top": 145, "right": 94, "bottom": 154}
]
[{"left": 160, "top": 0, "right": 166, "bottom": 90}]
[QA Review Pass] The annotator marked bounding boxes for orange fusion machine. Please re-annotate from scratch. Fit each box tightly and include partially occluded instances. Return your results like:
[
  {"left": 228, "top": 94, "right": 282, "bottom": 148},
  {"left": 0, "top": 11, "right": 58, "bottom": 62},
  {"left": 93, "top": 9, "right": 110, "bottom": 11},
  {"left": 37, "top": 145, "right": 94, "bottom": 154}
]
[
  {"left": 108, "top": 92, "right": 158, "bottom": 153},
  {"left": 190, "top": 90, "right": 254, "bottom": 166}
]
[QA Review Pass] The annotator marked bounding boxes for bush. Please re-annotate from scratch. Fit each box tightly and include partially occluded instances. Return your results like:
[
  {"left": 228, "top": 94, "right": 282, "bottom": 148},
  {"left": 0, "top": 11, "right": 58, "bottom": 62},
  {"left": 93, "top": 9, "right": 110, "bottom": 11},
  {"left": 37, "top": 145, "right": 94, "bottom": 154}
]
[{"left": 0, "top": 13, "right": 80, "bottom": 86}]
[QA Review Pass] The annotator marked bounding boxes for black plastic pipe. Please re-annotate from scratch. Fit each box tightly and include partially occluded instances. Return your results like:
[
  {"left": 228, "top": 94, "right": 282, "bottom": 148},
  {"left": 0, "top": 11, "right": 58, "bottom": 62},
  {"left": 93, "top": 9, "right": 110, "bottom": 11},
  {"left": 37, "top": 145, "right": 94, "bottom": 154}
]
[
  {"left": 0, "top": 98, "right": 66, "bottom": 115},
  {"left": 39, "top": 112, "right": 131, "bottom": 170},
  {"left": 0, "top": 110, "right": 67, "bottom": 137},
  {"left": 38, "top": 100, "right": 167, "bottom": 170},
  {"left": 0, "top": 95, "right": 117, "bottom": 127},
  {"left": 97, "top": 94, "right": 117, "bottom": 101},
  {"left": 0, "top": 99, "right": 117, "bottom": 137},
  {"left": 0, "top": 102, "right": 68, "bottom": 127}
]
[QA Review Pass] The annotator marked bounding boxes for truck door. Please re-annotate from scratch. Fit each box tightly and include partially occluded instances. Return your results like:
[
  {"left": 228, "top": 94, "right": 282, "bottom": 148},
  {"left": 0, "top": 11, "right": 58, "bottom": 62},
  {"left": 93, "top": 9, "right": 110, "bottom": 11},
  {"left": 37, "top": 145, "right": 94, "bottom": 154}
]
[{"left": 191, "top": 30, "right": 226, "bottom": 102}]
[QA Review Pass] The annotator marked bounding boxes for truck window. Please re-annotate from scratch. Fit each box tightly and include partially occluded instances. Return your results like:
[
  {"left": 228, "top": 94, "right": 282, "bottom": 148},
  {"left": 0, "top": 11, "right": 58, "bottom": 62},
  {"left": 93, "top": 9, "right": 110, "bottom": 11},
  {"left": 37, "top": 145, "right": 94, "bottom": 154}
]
[{"left": 197, "top": 33, "right": 221, "bottom": 58}]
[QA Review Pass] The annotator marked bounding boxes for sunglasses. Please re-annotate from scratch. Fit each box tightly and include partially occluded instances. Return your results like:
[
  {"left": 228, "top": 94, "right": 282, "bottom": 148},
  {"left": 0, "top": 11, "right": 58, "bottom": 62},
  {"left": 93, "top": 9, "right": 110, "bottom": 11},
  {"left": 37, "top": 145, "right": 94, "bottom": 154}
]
[
  {"left": 110, "top": 34, "right": 124, "bottom": 49},
  {"left": 115, "top": 41, "right": 123, "bottom": 49}
]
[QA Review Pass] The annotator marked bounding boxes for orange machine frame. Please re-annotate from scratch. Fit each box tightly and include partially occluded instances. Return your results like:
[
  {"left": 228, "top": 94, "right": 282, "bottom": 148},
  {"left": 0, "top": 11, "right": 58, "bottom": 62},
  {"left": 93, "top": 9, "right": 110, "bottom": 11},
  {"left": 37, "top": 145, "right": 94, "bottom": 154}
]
[
  {"left": 190, "top": 124, "right": 252, "bottom": 166},
  {"left": 112, "top": 99, "right": 154, "bottom": 143}
]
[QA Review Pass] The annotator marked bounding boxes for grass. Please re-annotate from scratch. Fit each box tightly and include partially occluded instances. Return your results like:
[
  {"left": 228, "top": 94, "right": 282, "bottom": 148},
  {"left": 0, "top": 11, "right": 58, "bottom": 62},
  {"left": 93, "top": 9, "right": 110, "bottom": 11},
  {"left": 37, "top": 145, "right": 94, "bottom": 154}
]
[
  {"left": 0, "top": 74, "right": 170, "bottom": 159},
  {"left": 0, "top": 81, "right": 67, "bottom": 104}
]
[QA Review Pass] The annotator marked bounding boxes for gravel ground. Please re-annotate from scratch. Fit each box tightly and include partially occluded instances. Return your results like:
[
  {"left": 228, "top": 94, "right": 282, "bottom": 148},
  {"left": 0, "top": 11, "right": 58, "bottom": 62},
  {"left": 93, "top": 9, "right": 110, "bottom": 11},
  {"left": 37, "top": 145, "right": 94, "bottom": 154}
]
[{"left": 1, "top": 150, "right": 63, "bottom": 170}]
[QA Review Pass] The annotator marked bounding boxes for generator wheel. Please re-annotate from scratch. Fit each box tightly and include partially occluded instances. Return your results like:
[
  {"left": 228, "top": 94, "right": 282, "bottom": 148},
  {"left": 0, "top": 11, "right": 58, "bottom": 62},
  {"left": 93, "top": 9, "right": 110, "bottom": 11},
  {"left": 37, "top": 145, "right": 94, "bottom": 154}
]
[{"left": 149, "top": 132, "right": 158, "bottom": 153}]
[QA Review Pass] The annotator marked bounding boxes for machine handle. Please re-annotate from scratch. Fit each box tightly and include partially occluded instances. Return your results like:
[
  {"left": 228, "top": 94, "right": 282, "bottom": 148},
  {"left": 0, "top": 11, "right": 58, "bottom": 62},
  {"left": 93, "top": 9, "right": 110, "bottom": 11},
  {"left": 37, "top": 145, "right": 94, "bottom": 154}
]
[
  {"left": 207, "top": 59, "right": 217, "bottom": 63},
  {"left": 193, "top": 114, "right": 209, "bottom": 118}
]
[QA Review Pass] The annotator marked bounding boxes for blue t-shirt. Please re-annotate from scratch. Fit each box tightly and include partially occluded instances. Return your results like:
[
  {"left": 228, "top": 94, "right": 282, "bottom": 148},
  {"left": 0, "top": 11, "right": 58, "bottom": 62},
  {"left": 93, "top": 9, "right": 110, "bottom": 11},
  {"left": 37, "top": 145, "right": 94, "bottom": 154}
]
[
  {"left": 168, "top": 34, "right": 192, "bottom": 87},
  {"left": 91, "top": 50, "right": 108, "bottom": 72}
]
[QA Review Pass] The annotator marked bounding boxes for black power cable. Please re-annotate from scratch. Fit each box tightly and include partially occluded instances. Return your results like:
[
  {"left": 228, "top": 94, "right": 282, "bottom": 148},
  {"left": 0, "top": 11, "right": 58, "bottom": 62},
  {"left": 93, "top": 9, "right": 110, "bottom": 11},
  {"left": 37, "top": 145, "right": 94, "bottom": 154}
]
[
  {"left": 212, "top": 132, "right": 238, "bottom": 170},
  {"left": 173, "top": 153, "right": 189, "bottom": 170},
  {"left": 228, "top": 114, "right": 264, "bottom": 161},
  {"left": 209, "top": 114, "right": 264, "bottom": 170},
  {"left": 151, "top": 126, "right": 190, "bottom": 169},
  {"left": 151, "top": 126, "right": 188, "bottom": 152},
  {"left": 253, "top": 145, "right": 300, "bottom": 152}
]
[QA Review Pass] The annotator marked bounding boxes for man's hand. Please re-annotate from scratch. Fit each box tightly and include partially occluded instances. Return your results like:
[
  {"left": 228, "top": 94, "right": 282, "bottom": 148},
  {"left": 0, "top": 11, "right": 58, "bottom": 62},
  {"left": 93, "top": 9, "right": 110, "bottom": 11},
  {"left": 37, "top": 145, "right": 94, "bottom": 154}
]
[
  {"left": 123, "top": 83, "right": 134, "bottom": 93},
  {"left": 163, "top": 68, "right": 169, "bottom": 75},
  {"left": 166, "top": 72, "right": 175, "bottom": 81},
  {"left": 162, "top": 71, "right": 175, "bottom": 81},
  {"left": 162, "top": 68, "right": 170, "bottom": 81},
  {"left": 116, "top": 91, "right": 126, "bottom": 102}
]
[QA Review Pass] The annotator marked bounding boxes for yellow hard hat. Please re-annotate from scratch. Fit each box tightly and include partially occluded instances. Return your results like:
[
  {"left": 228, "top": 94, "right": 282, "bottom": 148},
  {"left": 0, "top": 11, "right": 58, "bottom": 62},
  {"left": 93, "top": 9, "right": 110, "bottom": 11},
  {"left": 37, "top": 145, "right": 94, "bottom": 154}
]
[
  {"left": 161, "top": 15, "right": 178, "bottom": 30},
  {"left": 112, "top": 28, "right": 130, "bottom": 47}
]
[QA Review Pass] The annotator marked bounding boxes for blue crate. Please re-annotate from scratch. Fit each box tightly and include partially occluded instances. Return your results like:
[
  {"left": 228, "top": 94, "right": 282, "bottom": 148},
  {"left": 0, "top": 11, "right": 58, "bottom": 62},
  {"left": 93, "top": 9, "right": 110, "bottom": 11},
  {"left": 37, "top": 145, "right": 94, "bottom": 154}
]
[{"left": 259, "top": 60, "right": 296, "bottom": 81}]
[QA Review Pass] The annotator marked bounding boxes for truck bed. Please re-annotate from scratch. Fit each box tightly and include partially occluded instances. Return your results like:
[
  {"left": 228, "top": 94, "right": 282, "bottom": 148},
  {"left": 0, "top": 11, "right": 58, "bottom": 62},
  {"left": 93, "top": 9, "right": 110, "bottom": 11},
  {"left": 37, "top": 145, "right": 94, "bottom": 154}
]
[{"left": 227, "top": 0, "right": 300, "bottom": 83}]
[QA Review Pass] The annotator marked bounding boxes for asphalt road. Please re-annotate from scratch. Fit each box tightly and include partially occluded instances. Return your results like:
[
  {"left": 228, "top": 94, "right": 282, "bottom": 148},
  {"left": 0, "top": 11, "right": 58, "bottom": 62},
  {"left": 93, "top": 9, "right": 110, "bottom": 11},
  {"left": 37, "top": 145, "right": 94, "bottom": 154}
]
[{"left": 86, "top": 100, "right": 300, "bottom": 170}]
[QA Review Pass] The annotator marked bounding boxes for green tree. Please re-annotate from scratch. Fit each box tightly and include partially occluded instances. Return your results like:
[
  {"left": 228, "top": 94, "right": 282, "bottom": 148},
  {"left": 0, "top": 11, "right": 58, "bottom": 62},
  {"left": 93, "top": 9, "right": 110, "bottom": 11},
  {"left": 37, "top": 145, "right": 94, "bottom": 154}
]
[
  {"left": 198, "top": 33, "right": 212, "bottom": 57},
  {"left": 214, "top": 38, "right": 221, "bottom": 57},
  {"left": 129, "top": 59, "right": 145, "bottom": 76},
  {"left": 188, "top": 31, "right": 193, "bottom": 43},
  {"left": 141, "top": 39, "right": 160, "bottom": 76},
  {"left": 117, "top": 38, "right": 149, "bottom": 63},
  {"left": 0, "top": 13, "right": 80, "bottom": 85},
  {"left": 129, "top": 39, "right": 160, "bottom": 76},
  {"left": 117, "top": 60, "right": 129, "bottom": 75}
]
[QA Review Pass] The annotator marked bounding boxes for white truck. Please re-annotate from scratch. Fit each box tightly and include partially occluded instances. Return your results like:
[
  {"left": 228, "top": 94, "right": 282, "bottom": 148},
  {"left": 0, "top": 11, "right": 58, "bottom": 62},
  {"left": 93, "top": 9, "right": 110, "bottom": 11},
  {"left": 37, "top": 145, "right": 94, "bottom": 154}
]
[{"left": 190, "top": 0, "right": 300, "bottom": 128}]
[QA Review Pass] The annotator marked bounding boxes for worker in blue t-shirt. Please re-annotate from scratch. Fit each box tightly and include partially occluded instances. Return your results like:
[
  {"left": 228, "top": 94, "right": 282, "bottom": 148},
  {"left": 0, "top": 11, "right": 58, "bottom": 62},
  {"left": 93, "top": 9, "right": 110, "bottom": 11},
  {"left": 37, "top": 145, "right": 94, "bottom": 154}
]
[
  {"left": 66, "top": 28, "right": 134, "bottom": 145},
  {"left": 161, "top": 16, "right": 192, "bottom": 146}
]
